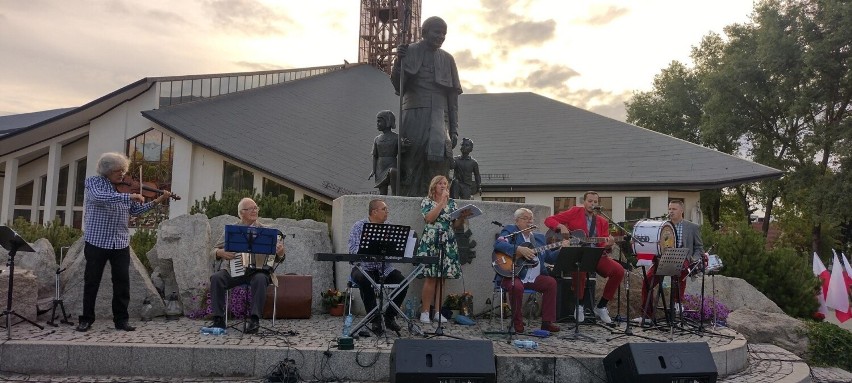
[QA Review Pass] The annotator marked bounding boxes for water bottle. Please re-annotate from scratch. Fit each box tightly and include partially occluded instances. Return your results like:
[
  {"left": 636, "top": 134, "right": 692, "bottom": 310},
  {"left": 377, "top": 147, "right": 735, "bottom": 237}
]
[
  {"left": 342, "top": 314, "right": 353, "bottom": 337},
  {"left": 404, "top": 298, "right": 415, "bottom": 319},
  {"left": 512, "top": 339, "right": 538, "bottom": 349},
  {"left": 200, "top": 326, "right": 226, "bottom": 335}
]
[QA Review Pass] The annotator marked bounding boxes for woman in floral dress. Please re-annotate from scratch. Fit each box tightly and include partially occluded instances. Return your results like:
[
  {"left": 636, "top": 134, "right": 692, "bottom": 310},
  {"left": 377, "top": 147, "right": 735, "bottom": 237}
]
[{"left": 416, "top": 175, "right": 471, "bottom": 323}]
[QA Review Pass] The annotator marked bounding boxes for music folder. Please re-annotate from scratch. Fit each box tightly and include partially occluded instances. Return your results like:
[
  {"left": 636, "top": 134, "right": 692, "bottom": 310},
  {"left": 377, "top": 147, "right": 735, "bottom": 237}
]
[{"left": 224, "top": 225, "right": 277, "bottom": 254}]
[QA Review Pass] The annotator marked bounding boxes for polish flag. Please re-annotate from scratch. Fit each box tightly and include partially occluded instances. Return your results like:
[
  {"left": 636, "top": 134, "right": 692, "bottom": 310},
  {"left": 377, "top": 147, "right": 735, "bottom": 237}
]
[
  {"left": 826, "top": 252, "right": 850, "bottom": 323},
  {"left": 835, "top": 251, "right": 852, "bottom": 322},
  {"left": 813, "top": 253, "right": 829, "bottom": 317}
]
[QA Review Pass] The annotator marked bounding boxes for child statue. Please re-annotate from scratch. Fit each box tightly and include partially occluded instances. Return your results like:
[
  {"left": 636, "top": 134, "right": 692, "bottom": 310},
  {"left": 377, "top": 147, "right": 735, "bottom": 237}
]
[{"left": 450, "top": 137, "right": 481, "bottom": 199}]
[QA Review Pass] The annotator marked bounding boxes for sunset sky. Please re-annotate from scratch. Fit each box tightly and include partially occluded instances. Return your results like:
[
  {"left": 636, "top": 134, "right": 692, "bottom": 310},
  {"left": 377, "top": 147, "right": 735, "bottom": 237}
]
[{"left": 0, "top": 0, "right": 755, "bottom": 121}]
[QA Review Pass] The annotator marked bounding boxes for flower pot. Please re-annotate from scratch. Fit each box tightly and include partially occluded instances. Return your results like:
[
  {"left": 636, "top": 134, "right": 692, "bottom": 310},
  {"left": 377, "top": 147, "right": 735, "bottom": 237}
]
[{"left": 329, "top": 303, "right": 345, "bottom": 316}]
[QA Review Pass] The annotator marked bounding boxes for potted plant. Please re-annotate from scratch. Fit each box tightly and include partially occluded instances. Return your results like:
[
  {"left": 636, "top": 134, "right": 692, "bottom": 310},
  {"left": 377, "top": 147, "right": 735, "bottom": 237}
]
[
  {"left": 321, "top": 288, "right": 346, "bottom": 316},
  {"left": 443, "top": 294, "right": 461, "bottom": 318}
]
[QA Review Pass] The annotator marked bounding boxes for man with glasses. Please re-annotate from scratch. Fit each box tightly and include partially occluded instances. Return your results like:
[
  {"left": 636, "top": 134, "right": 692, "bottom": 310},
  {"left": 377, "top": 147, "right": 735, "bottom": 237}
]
[
  {"left": 208, "top": 198, "right": 286, "bottom": 333},
  {"left": 76, "top": 152, "right": 172, "bottom": 332},
  {"left": 347, "top": 199, "right": 408, "bottom": 335}
]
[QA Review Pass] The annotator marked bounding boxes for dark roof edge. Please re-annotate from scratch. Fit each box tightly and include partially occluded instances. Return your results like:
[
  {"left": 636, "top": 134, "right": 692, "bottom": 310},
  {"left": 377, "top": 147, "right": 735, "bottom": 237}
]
[
  {"left": 141, "top": 111, "right": 334, "bottom": 200},
  {"left": 1, "top": 78, "right": 151, "bottom": 141},
  {"left": 481, "top": 171, "right": 784, "bottom": 192}
]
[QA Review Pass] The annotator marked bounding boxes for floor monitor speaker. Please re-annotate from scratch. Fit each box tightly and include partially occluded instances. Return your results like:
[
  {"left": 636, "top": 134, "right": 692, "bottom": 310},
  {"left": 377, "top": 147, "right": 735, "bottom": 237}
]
[
  {"left": 390, "top": 339, "right": 496, "bottom": 383},
  {"left": 603, "top": 342, "right": 718, "bottom": 383}
]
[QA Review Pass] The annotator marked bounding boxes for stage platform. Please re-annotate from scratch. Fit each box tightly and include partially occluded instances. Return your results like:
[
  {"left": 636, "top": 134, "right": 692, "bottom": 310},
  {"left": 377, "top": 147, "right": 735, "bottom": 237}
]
[{"left": 0, "top": 313, "right": 762, "bottom": 383}]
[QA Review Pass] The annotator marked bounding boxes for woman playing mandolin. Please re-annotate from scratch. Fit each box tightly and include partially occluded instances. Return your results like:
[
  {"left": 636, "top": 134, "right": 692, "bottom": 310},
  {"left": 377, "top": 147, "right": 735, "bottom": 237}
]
[{"left": 493, "top": 208, "right": 569, "bottom": 334}]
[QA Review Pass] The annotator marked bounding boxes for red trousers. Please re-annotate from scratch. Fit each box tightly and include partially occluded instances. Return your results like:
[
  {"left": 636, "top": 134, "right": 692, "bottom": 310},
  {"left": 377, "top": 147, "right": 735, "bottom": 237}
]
[
  {"left": 572, "top": 255, "right": 625, "bottom": 301},
  {"left": 501, "top": 274, "right": 556, "bottom": 328},
  {"left": 639, "top": 259, "right": 690, "bottom": 317}
]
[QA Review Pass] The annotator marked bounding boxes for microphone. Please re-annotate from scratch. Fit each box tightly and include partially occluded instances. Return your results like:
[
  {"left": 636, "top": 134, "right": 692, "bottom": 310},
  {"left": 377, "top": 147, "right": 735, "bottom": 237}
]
[
  {"left": 491, "top": 221, "right": 504, "bottom": 227},
  {"left": 592, "top": 206, "right": 602, "bottom": 211},
  {"left": 529, "top": 224, "right": 538, "bottom": 230}
]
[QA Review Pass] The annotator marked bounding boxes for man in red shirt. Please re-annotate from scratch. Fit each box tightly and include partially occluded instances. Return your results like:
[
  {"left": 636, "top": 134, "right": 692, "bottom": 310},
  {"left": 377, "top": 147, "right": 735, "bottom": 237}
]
[{"left": 544, "top": 191, "right": 625, "bottom": 324}]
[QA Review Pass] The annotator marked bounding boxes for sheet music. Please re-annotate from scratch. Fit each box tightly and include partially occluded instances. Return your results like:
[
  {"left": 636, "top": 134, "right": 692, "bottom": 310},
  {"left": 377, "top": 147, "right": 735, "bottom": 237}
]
[
  {"left": 404, "top": 230, "right": 417, "bottom": 258},
  {"left": 449, "top": 204, "right": 482, "bottom": 220}
]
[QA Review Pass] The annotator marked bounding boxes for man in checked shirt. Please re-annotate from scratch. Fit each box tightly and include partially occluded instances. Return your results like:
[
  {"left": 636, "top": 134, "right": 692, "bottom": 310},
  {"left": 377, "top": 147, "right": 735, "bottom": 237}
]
[
  {"left": 347, "top": 199, "right": 408, "bottom": 335},
  {"left": 76, "top": 152, "right": 171, "bottom": 332}
]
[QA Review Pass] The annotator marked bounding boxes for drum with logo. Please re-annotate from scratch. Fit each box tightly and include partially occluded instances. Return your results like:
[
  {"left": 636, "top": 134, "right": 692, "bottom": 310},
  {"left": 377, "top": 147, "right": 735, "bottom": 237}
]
[{"left": 631, "top": 220, "right": 675, "bottom": 266}]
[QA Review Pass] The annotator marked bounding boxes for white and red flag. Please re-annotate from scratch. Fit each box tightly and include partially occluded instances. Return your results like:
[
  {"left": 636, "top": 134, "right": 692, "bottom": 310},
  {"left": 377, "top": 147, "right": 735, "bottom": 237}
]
[
  {"left": 826, "top": 251, "right": 850, "bottom": 323},
  {"left": 813, "top": 252, "right": 830, "bottom": 317}
]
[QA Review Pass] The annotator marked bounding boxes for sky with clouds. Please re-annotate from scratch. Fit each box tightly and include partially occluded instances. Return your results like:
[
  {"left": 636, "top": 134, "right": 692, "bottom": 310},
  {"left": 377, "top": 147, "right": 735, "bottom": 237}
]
[{"left": 0, "top": 0, "right": 754, "bottom": 121}]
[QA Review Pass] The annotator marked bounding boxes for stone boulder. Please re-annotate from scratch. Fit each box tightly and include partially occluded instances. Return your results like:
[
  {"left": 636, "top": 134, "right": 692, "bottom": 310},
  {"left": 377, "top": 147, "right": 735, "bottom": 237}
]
[
  {"left": 685, "top": 274, "right": 783, "bottom": 313},
  {"left": 0, "top": 268, "right": 39, "bottom": 321},
  {"left": 153, "top": 214, "right": 212, "bottom": 312},
  {"left": 0, "top": 237, "right": 58, "bottom": 300},
  {"left": 61, "top": 238, "right": 166, "bottom": 320},
  {"left": 726, "top": 308, "right": 808, "bottom": 357}
]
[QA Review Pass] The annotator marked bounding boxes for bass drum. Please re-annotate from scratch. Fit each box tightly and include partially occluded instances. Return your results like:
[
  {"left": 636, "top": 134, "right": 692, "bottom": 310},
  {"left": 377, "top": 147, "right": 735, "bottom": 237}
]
[{"left": 631, "top": 220, "right": 675, "bottom": 266}]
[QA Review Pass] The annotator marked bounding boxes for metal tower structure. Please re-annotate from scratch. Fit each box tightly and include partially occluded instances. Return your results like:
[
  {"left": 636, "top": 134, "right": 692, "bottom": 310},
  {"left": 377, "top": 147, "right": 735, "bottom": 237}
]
[{"left": 358, "top": 0, "right": 422, "bottom": 75}]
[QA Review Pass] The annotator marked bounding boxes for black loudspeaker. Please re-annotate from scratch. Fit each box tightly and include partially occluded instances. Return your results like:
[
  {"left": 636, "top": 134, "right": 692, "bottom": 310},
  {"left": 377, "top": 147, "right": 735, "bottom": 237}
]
[
  {"left": 390, "top": 339, "right": 496, "bottom": 383},
  {"left": 603, "top": 342, "right": 718, "bottom": 383}
]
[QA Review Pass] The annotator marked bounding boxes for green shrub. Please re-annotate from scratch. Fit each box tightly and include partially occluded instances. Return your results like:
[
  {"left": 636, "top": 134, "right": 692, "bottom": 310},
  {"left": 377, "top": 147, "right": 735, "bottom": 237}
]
[
  {"left": 130, "top": 228, "right": 157, "bottom": 272},
  {"left": 704, "top": 221, "right": 818, "bottom": 318},
  {"left": 190, "top": 189, "right": 329, "bottom": 223},
  {"left": 10, "top": 217, "right": 82, "bottom": 263},
  {"left": 805, "top": 320, "right": 852, "bottom": 370}
]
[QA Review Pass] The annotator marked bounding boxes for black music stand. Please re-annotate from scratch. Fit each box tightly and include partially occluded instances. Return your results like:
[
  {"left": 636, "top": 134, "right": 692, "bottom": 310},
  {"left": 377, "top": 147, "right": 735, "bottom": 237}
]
[
  {"left": 689, "top": 253, "right": 733, "bottom": 340},
  {"left": 552, "top": 246, "right": 603, "bottom": 342},
  {"left": 649, "top": 248, "right": 689, "bottom": 339},
  {"left": 349, "top": 223, "right": 412, "bottom": 339},
  {"left": 0, "top": 226, "right": 44, "bottom": 339}
]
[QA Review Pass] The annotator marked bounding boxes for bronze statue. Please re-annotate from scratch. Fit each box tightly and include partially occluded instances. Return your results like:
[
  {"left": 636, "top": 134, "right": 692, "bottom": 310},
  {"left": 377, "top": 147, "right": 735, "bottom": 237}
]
[
  {"left": 369, "top": 110, "right": 399, "bottom": 195},
  {"left": 450, "top": 137, "right": 481, "bottom": 199},
  {"left": 391, "top": 16, "right": 463, "bottom": 197}
]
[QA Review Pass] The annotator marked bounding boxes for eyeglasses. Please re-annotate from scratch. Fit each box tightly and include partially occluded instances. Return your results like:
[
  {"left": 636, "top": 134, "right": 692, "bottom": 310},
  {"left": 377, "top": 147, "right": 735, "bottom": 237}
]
[{"left": 241, "top": 207, "right": 259, "bottom": 212}]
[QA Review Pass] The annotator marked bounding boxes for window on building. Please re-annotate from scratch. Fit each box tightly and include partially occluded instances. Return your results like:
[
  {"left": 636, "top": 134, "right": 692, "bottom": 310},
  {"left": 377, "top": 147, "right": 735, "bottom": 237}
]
[
  {"left": 625, "top": 197, "right": 651, "bottom": 222},
  {"left": 39, "top": 175, "right": 47, "bottom": 206},
  {"left": 74, "top": 158, "right": 86, "bottom": 206},
  {"left": 598, "top": 196, "right": 613, "bottom": 217},
  {"left": 553, "top": 197, "right": 576, "bottom": 214},
  {"left": 55, "top": 165, "right": 69, "bottom": 205},
  {"left": 127, "top": 129, "right": 175, "bottom": 186},
  {"left": 263, "top": 177, "right": 295, "bottom": 202},
  {"left": 482, "top": 197, "right": 525, "bottom": 203},
  {"left": 223, "top": 161, "right": 254, "bottom": 193},
  {"left": 15, "top": 181, "right": 33, "bottom": 205}
]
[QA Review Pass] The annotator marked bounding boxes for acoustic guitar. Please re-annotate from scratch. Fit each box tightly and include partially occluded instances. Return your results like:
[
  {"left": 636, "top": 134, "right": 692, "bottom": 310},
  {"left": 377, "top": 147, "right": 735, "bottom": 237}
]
[
  {"left": 492, "top": 241, "right": 564, "bottom": 278},
  {"left": 544, "top": 229, "right": 624, "bottom": 247}
]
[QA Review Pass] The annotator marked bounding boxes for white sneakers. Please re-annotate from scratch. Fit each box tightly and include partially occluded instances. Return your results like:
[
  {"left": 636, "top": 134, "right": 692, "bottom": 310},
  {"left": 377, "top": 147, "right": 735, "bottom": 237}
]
[
  {"left": 434, "top": 312, "right": 450, "bottom": 323},
  {"left": 593, "top": 306, "right": 612, "bottom": 324},
  {"left": 419, "top": 311, "right": 451, "bottom": 324},
  {"left": 575, "top": 305, "right": 585, "bottom": 322},
  {"left": 674, "top": 303, "right": 684, "bottom": 314}
]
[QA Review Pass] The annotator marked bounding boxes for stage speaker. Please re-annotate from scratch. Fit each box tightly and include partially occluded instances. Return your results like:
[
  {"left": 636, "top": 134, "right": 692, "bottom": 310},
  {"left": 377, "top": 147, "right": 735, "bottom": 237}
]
[
  {"left": 603, "top": 342, "right": 718, "bottom": 383},
  {"left": 390, "top": 339, "right": 496, "bottom": 383}
]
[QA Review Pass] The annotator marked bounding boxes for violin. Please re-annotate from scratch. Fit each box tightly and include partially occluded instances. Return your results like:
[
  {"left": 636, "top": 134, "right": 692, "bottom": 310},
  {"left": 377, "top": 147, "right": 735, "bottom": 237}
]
[{"left": 113, "top": 175, "right": 181, "bottom": 201}]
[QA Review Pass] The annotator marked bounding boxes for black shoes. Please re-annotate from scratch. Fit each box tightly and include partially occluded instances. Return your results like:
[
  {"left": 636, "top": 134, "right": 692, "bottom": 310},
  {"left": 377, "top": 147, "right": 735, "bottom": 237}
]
[
  {"left": 114, "top": 321, "right": 136, "bottom": 331},
  {"left": 384, "top": 317, "right": 402, "bottom": 332},
  {"left": 75, "top": 321, "right": 92, "bottom": 332},
  {"left": 245, "top": 316, "right": 260, "bottom": 334},
  {"left": 211, "top": 316, "right": 226, "bottom": 329}
]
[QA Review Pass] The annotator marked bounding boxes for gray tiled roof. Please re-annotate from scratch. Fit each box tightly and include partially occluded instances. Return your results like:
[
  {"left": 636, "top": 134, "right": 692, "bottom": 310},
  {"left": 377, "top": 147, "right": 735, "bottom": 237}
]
[
  {"left": 0, "top": 107, "right": 76, "bottom": 135},
  {"left": 143, "top": 64, "right": 782, "bottom": 198}
]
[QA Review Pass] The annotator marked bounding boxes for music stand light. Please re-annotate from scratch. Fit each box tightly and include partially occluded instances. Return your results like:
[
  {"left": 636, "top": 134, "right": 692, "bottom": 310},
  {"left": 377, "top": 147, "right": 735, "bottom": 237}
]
[
  {"left": 0, "top": 226, "right": 45, "bottom": 339},
  {"left": 551, "top": 246, "right": 603, "bottom": 342}
]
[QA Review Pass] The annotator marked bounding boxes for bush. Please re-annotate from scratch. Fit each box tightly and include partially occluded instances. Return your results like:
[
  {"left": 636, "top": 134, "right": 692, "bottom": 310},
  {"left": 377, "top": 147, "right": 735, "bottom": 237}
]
[
  {"left": 805, "top": 320, "right": 852, "bottom": 371},
  {"left": 704, "top": 221, "right": 818, "bottom": 318},
  {"left": 130, "top": 228, "right": 157, "bottom": 272},
  {"left": 10, "top": 217, "right": 82, "bottom": 263},
  {"left": 190, "top": 189, "right": 329, "bottom": 223}
]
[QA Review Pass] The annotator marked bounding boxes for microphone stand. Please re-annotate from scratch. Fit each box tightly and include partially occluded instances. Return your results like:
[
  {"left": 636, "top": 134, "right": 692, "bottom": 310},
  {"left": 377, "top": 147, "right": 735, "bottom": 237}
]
[
  {"left": 426, "top": 229, "right": 461, "bottom": 340},
  {"left": 500, "top": 225, "right": 536, "bottom": 341}
]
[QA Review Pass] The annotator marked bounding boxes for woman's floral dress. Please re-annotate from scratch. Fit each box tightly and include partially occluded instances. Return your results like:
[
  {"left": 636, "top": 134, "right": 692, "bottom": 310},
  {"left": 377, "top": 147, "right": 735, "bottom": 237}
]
[{"left": 416, "top": 197, "right": 461, "bottom": 279}]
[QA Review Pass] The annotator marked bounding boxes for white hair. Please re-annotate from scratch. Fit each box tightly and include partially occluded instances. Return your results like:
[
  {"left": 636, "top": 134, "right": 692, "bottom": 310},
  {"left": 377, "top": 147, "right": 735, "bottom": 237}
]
[{"left": 96, "top": 152, "right": 129, "bottom": 177}]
